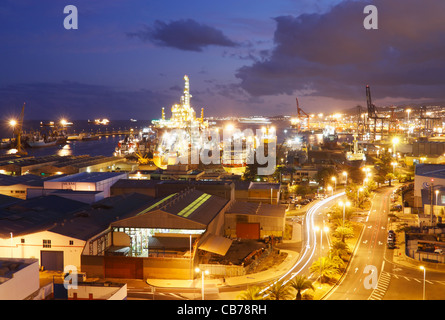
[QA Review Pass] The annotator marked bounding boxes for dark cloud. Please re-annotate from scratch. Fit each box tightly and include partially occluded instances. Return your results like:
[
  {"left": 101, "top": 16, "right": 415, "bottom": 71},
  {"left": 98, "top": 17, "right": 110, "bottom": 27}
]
[
  {"left": 236, "top": 0, "right": 445, "bottom": 103},
  {"left": 127, "top": 19, "right": 238, "bottom": 52},
  {"left": 0, "top": 82, "right": 176, "bottom": 120}
]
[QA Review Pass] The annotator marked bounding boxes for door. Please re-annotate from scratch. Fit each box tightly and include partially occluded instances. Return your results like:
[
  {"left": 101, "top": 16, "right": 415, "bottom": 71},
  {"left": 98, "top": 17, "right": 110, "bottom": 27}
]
[
  {"left": 236, "top": 223, "right": 260, "bottom": 239},
  {"left": 41, "top": 250, "right": 64, "bottom": 271}
]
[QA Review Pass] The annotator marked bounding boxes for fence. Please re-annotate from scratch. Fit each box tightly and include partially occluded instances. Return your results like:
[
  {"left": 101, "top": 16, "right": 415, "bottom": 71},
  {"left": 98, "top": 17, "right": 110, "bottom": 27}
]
[{"left": 198, "top": 263, "right": 246, "bottom": 277}]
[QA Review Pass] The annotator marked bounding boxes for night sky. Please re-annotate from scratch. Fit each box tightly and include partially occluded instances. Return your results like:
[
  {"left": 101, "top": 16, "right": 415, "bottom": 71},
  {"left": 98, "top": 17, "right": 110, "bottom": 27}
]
[{"left": 1, "top": 0, "right": 445, "bottom": 121}]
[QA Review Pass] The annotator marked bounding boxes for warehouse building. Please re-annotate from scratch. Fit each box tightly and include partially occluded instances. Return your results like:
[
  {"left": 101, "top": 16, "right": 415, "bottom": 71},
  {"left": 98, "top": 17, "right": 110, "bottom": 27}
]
[
  {"left": 81, "top": 189, "right": 232, "bottom": 280},
  {"left": 0, "top": 193, "right": 154, "bottom": 272},
  {"left": 225, "top": 201, "right": 286, "bottom": 240},
  {"left": 27, "top": 171, "right": 128, "bottom": 203}
]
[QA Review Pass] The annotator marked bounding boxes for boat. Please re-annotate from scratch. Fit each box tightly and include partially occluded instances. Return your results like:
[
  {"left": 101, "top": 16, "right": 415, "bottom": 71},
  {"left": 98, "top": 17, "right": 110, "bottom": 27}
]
[
  {"left": 322, "top": 125, "right": 339, "bottom": 149},
  {"left": 130, "top": 119, "right": 137, "bottom": 122},
  {"left": 0, "top": 138, "right": 12, "bottom": 149},
  {"left": 238, "top": 116, "right": 271, "bottom": 124},
  {"left": 81, "top": 133, "right": 100, "bottom": 141},
  {"left": 26, "top": 137, "right": 58, "bottom": 148},
  {"left": 88, "top": 119, "right": 110, "bottom": 125},
  {"left": 346, "top": 134, "right": 366, "bottom": 167}
]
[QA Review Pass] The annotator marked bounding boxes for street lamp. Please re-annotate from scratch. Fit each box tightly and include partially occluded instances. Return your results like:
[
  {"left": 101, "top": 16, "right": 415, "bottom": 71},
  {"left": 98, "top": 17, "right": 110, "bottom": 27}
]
[
  {"left": 420, "top": 266, "right": 426, "bottom": 300},
  {"left": 195, "top": 267, "right": 209, "bottom": 300},
  {"left": 338, "top": 200, "right": 351, "bottom": 227},
  {"left": 392, "top": 137, "right": 399, "bottom": 158},
  {"left": 327, "top": 185, "right": 333, "bottom": 196},
  {"left": 391, "top": 162, "right": 397, "bottom": 175},
  {"left": 331, "top": 176, "right": 337, "bottom": 192},
  {"left": 342, "top": 171, "right": 348, "bottom": 186}
]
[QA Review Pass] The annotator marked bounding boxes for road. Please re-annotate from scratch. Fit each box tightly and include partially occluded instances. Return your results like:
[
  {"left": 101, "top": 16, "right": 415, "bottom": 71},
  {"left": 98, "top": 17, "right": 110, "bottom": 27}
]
[
  {"left": 325, "top": 187, "right": 395, "bottom": 300},
  {"left": 127, "top": 193, "right": 346, "bottom": 300}
]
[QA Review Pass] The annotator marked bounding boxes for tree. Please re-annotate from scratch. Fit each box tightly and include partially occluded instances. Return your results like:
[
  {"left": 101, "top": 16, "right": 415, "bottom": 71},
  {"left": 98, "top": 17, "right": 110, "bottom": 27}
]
[
  {"left": 329, "top": 240, "right": 351, "bottom": 261},
  {"left": 374, "top": 150, "right": 394, "bottom": 186},
  {"left": 237, "top": 286, "right": 265, "bottom": 300},
  {"left": 288, "top": 275, "right": 314, "bottom": 300},
  {"left": 263, "top": 280, "right": 292, "bottom": 300},
  {"left": 333, "top": 225, "right": 355, "bottom": 243},
  {"left": 315, "top": 167, "right": 337, "bottom": 189},
  {"left": 309, "top": 257, "right": 340, "bottom": 284}
]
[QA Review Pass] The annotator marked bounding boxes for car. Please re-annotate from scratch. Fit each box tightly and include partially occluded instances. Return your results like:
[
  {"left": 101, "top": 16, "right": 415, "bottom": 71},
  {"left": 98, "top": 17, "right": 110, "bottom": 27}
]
[{"left": 434, "top": 248, "right": 444, "bottom": 254}]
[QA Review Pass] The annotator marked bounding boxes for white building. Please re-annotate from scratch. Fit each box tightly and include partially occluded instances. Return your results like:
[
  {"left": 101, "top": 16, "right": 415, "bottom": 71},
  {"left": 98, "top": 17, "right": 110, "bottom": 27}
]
[
  {"left": 0, "top": 193, "right": 154, "bottom": 272},
  {"left": 0, "top": 258, "right": 40, "bottom": 300},
  {"left": 27, "top": 171, "right": 128, "bottom": 203}
]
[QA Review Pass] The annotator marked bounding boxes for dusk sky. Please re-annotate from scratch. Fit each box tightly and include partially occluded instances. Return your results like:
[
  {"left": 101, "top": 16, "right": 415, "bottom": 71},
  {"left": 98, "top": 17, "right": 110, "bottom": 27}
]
[{"left": 1, "top": 0, "right": 445, "bottom": 120}]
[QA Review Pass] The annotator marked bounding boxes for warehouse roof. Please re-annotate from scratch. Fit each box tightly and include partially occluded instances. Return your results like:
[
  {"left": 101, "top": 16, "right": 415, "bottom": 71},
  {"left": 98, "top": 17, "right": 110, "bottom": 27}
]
[
  {"left": 0, "top": 195, "right": 89, "bottom": 239},
  {"left": 49, "top": 193, "right": 156, "bottom": 241},
  {"left": 47, "top": 171, "right": 126, "bottom": 183},
  {"left": 112, "top": 189, "right": 229, "bottom": 229},
  {"left": 415, "top": 164, "right": 445, "bottom": 178},
  {"left": 226, "top": 201, "right": 286, "bottom": 217}
]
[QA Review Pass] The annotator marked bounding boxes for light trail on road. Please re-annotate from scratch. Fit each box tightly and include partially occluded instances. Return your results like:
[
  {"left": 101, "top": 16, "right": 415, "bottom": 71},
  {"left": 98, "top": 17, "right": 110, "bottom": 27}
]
[{"left": 260, "top": 192, "right": 345, "bottom": 295}]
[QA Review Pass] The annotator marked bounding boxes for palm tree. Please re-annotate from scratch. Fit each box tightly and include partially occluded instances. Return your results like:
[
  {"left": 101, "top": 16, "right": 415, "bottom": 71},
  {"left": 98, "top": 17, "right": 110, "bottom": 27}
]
[
  {"left": 237, "top": 286, "right": 265, "bottom": 300},
  {"left": 333, "top": 225, "right": 355, "bottom": 243},
  {"left": 288, "top": 275, "right": 314, "bottom": 300},
  {"left": 330, "top": 240, "right": 351, "bottom": 261},
  {"left": 309, "top": 256, "right": 340, "bottom": 284},
  {"left": 263, "top": 280, "right": 292, "bottom": 300}
]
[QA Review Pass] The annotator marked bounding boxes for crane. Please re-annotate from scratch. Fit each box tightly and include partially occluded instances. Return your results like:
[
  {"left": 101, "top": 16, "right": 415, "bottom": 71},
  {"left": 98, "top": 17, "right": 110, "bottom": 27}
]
[
  {"left": 296, "top": 97, "right": 310, "bottom": 132},
  {"left": 11, "top": 103, "right": 27, "bottom": 155}
]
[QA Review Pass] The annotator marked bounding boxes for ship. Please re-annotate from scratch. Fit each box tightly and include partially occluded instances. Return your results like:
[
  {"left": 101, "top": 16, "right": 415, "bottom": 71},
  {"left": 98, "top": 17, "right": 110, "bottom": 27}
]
[
  {"left": 238, "top": 116, "right": 271, "bottom": 124},
  {"left": 88, "top": 119, "right": 110, "bottom": 125},
  {"left": 346, "top": 133, "right": 366, "bottom": 167},
  {"left": 26, "top": 135, "right": 58, "bottom": 148},
  {"left": 322, "top": 125, "right": 339, "bottom": 149}
]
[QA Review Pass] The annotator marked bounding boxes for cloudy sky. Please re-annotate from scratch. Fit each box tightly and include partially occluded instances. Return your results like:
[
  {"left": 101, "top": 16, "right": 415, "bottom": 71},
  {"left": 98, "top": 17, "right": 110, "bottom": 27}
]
[{"left": 1, "top": 0, "right": 444, "bottom": 120}]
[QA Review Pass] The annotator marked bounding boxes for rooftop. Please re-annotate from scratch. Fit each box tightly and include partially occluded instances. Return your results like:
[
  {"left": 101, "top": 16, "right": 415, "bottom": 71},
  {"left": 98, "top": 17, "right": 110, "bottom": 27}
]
[
  {"left": 49, "top": 193, "right": 156, "bottom": 241},
  {"left": 48, "top": 171, "right": 126, "bottom": 183},
  {"left": 0, "top": 195, "right": 89, "bottom": 239},
  {"left": 226, "top": 201, "right": 286, "bottom": 217},
  {"left": 415, "top": 164, "right": 445, "bottom": 178}
]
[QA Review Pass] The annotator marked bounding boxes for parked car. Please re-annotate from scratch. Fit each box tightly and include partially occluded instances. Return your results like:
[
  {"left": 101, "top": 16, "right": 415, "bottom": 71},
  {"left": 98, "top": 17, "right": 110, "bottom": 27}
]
[{"left": 434, "top": 248, "right": 444, "bottom": 255}]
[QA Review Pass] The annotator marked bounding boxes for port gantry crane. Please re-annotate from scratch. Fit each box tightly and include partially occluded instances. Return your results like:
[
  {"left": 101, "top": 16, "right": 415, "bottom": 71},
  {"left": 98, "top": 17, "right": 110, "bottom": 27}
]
[
  {"left": 295, "top": 97, "right": 310, "bottom": 132},
  {"left": 365, "top": 85, "right": 399, "bottom": 140},
  {"left": 11, "top": 102, "right": 27, "bottom": 155}
]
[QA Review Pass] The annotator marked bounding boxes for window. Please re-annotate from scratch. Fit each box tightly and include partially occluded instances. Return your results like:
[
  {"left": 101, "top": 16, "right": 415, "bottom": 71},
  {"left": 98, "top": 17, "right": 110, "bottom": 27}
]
[
  {"left": 21, "top": 239, "right": 25, "bottom": 244},
  {"left": 69, "top": 240, "right": 74, "bottom": 245},
  {"left": 43, "top": 239, "right": 51, "bottom": 248}
]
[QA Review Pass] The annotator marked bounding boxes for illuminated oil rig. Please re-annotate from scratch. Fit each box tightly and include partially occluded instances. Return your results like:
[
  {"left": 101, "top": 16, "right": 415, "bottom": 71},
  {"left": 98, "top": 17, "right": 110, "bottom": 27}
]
[
  {"left": 151, "top": 75, "right": 210, "bottom": 169},
  {"left": 152, "top": 75, "right": 208, "bottom": 130}
]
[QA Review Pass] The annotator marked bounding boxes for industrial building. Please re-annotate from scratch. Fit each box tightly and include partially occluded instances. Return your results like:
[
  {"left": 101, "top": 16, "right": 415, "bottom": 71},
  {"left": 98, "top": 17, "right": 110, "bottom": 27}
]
[
  {"left": 414, "top": 164, "right": 445, "bottom": 208},
  {"left": 225, "top": 201, "right": 286, "bottom": 240},
  {"left": 81, "top": 189, "right": 232, "bottom": 280},
  {"left": 27, "top": 171, "right": 128, "bottom": 203},
  {"left": 0, "top": 173, "right": 61, "bottom": 200},
  {"left": 0, "top": 193, "right": 154, "bottom": 272}
]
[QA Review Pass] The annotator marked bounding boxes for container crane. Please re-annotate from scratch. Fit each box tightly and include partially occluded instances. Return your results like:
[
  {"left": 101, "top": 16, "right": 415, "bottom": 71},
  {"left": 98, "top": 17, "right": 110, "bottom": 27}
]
[
  {"left": 296, "top": 97, "right": 310, "bottom": 132},
  {"left": 11, "top": 103, "right": 27, "bottom": 155}
]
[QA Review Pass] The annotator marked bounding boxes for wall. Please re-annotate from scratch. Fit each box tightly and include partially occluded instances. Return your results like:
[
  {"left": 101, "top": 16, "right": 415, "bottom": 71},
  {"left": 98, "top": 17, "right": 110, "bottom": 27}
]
[
  {"left": 0, "top": 259, "right": 40, "bottom": 300},
  {"left": 0, "top": 231, "right": 85, "bottom": 271}
]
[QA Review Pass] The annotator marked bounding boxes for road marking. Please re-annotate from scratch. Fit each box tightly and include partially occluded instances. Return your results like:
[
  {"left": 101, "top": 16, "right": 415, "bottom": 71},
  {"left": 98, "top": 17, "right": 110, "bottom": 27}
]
[{"left": 404, "top": 277, "right": 410, "bottom": 281}]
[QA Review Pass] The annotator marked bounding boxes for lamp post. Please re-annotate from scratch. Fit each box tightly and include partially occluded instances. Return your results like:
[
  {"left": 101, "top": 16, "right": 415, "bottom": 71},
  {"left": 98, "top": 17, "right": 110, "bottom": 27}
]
[
  {"left": 195, "top": 267, "right": 210, "bottom": 300},
  {"left": 331, "top": 177, "right": 337, "bottom": 192},
  {"left": 338, "top": 201, "right": 351, "bottom": 227},
  {"left": 342, "top": 171, "right": 348, "bottom": 186},
  {"left": 420, "top": 266, "right": 426, "bottom": 300},
  {"left": 392, "top": 137, "right": 399, "bottom": 158}
]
